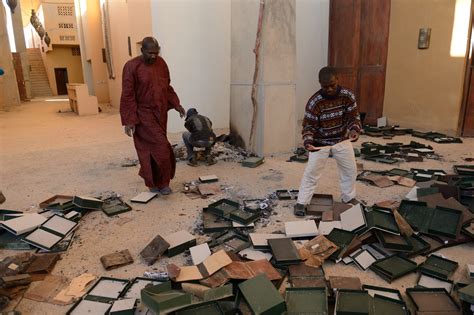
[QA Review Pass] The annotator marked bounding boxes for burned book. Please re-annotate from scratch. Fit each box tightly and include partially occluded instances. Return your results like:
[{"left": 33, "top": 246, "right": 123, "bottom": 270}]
[
  {"left": 387, "top": 168, "right": 410, "bottom": 177},
  {"left": 1, "top": 213, "right": 47, "bottom": 236},
  {"left": 350, "top": 249, "right": 377, "bottom": 271},
  {"left": 25, "top": 253, "right": 61, "bottom": 275},
  {"left": 67, "top": 299, "right": 112, "bottom": 315},
  {"left": 199, "top": 174, "right": 219, "bottom": 183},
  {"left": 340, "top": 204, "right": 366, "bottom": 233},
  {"left": 307, "top": 194, "right": 334, "bottom": 216},
  {"left": 0, "top": 230, "right": 35, "bottom": 250},
  {"left": 170, "top": 250, "right": 233, "bottom": 282},
  {"left": 375, "top": 231, "right": 413, "bottom": 252},
  {"left": 72, "top": 195, "right": 104, "bottom": 210},
  {"left": 458, "top": 282, "right": 474, "bottom": 304},
  {"left": 364, "top": 156, "right": 399, "bottom": 164},
  {"left": 268, "top": 238, "right": 301, "bottom": 265},
  {"left": 372, "top": 295, "right": 409, "bottom": 315},
  {"left": 285, "top": 220, "right": 318, "bottom": 238},
  {"left": 164, "top": 231, "right": 196, "bottom": 257},
  {"left": 223, "top": 259, "right": 282, "bottom": 281},
  {"left": 363, "top": 285, "right": 403, "bottom": 301},
  {"left": 402, "top": 234, "right": 431, "bottom": 258},
  {"left": 364, "top": 209, "right": 400, "bottom": 235},
  {"left": 419, "top": 254, "right": 458, "bottom": 281},
  {"left": 335, "top": 290, "right": 371, "bottom": 315},
  {"left": 141, "top": 281, "right": 191, "bottom": 314},
  {"left": 101, "top": 197, "right": 132, "bottom": 216},
  {"left": 428, "top": 206, "right": 463, "bottom": 239},
  {"left": 326, "top": 228, "right": 356, "bottom": 261},
  {"left": 417, "top": 273, "right": 453, "bottom": 293},
  {"left": 202, "top": 208, "right": 232, "bottom": 233},
  {"left": 241, "top": 156, "right": 264, "bottom": 168},
  {"left": 109, "top": 298, "right": 137, "bottom": 315},
  {"left": 398, "top": 201, "right": 462, "bottom": 239},
  {"left": 207, "top": 199, "right": 259, "bottom": 225},
  {"left": 122, "top": 277, "right": 164, "bottom": 300},
  {"left": 175, "top": 301, "right": 229, "bottom": 315},
  {"left": 86, "top": 276, "right": 129, "bottom": 301},
  {"left": 249, "top": 233, "right": 286, "bottom": 250},
  {"left": 130, "top": 192, "right": 157, "bottom": 204},
  {"left": 140, "top": 234, "right": 170, "bottom": 265},
  {"left": 39, "top": 195, "right": 74, "bottom": 211},
  {"left": 288, "top": 264, "right": 326, "bottom": 288},
  {"left": 370, "top": 255, "right": 417, "bottom": 283},
  {"left": 100, "top": 249, "right": 134, "bottom": 270},
  {"left": 285, "top": 287, "right": 328, "bottom": 314},
  {"left": 238, "top": 274, "right": 286, "bottom": 315},
  {"left": 406, "top": 288, "right": 461, "bottom": 314},
  {"left": 275, "top": 189, "right": 298, "bottom": 200},
  {"left": 23, "top": 215, "right": 78, "bottom": 251}
]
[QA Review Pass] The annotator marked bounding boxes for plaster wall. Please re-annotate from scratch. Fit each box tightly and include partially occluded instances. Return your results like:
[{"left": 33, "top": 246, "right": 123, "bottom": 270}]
[
  {"left": 151, "top": 0, "right": 231, "bottom": 133},
  {"left": 230, "top": 0, "right": 259, "bottom": 149},
  {"left": 0, "top": 3, "right": 21, "bottom": 109},
  {"left": 43, "top": 45, "right": 84, "bottom": 95},
  {"left": 259, "top": 0, "right": 296, "bottom": 154},
  {"left": 41, "top": 0, "right": 79, "bottom": 49},
  {"left": 75, "top": 0, "right": 109, "bottom": 103},
  {"left": 105, "top": 0, "right": 132, "bottom": 109},
  {"left": 383, "top": 0, "right": 469, "bottom": 135},
  {"left": 295, "top": 0, "right": 329, "bottom": 145},
  {"left": 230, "top": 0, "right": 328, "bottom": 154}
]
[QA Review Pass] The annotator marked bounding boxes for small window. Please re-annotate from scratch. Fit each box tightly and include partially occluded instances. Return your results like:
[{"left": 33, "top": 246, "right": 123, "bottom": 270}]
[
  {"left": 59, "top": 35, "right": 75, "bottom": 41},
  {"left": 71, "top": 47, "right": 81, "bottom": 56},
  {"left": 57, "top": 5, "right": 73, "bottom": 16},
  {"left": 58, "top": 23, "right": 74, "bottom": 29}
]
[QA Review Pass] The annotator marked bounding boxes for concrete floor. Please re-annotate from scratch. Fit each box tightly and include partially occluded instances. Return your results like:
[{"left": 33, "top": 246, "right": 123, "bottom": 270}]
[{"left": 0, "top": 100, "right": 473, "bottom": 314}]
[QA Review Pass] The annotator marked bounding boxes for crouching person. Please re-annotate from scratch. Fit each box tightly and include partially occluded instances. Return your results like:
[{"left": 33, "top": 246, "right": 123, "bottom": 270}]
[{"left": 182, "top": 108, "right": 217, "bottom": 166}]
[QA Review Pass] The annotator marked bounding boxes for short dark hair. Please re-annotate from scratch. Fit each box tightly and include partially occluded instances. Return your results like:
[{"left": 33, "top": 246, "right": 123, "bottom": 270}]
[
  {"left": 319, "top": 66, "right": 337, "bottom": 83},
  {"left": 142, "top": 37, "right": 159, "bottom": 49}
]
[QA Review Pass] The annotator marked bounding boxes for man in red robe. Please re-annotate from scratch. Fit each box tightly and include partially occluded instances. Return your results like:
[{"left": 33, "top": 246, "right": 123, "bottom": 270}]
[{"left": 120, "top": 37, "right": 185, "bottom": 194}]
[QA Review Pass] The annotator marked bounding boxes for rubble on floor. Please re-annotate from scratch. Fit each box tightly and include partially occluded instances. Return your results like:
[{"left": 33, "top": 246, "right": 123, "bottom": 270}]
[
  {"left": 363, "top": 123, "right": 463, "bottom": 144},
  {"left": 1, "top": 146, "right": 474, "bottom": 314}
]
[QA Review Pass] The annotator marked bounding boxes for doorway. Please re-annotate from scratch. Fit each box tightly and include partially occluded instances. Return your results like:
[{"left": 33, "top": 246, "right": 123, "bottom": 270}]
[
  {"left": 328, "top": 0, "right": 391, "bottom": 126},
  {"left": 54, "top": 68, "right": 69, "bottom": 95},
  {"left": 12, "top": 53, "right": 27, "bottom": 101}
]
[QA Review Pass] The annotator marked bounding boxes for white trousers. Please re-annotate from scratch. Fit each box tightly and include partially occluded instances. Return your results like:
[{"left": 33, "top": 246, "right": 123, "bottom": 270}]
[{"left": 297, "top": 140, "right": 357, "bottom": 205}]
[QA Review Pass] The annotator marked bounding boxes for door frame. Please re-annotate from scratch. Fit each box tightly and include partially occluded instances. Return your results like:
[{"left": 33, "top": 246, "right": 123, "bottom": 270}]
[{"left": 54, "top": 67, "right": 69, "bottom": 95}]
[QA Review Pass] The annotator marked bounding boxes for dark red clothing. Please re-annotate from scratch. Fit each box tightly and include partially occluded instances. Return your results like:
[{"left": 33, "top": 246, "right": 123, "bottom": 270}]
[{"left": 120, "top": 56, "right": 180, "bottom": 188}]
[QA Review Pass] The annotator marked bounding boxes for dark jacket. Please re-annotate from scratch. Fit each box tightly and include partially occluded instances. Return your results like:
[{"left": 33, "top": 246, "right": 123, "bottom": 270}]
[{"left": 184, "top": 114, "right": 216, "bottom": 145}]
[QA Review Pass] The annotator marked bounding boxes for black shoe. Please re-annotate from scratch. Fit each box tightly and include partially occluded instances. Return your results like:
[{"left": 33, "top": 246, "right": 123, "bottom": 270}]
[
  {"left": 206, "top": 157, "right": 217, "bottom": 166},
  {"left": 187, "top": 158, "right": 198, "bottom": 167},
  {"left": 294, "top": 203, "right": 306, "bottom": 217},
  {"left": 159, "top": 187, "right": 172, "bottom": 195}
]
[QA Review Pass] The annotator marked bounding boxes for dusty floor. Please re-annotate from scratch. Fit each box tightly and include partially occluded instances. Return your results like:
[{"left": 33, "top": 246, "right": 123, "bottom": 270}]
[{"left": 0, "top": 99, "right": 473, "bottom": 314}]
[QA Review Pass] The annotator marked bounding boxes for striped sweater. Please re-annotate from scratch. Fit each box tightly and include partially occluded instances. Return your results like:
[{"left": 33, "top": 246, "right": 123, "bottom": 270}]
[{"left": 302, "top": 86, "right": 362, "bottom": 147}]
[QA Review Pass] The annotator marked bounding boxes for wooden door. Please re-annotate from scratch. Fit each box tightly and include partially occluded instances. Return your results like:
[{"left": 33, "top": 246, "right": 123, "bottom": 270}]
[
  {"left": 328, "top": 0, "right": 391, "bottom": 125},
  {"left": 54, "top": 68, "right": 69, "bottom": 95},
  {"left": 460, "top": 1, "right": 474, "bottom": 136},
  {"left": 461, "top": 58, "right": 474, "bottom": 136},
  {"left": 12, "top": 53, "right": 27, "bottom": 101}
]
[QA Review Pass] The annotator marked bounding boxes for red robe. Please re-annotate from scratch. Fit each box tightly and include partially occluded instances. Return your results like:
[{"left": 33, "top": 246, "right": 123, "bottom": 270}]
[{"left": 120, "top": 56, "right": 180, "bottom": 189}]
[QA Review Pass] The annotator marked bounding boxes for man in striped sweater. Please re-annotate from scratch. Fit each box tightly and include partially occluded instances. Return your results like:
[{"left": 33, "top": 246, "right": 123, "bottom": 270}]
[{"left": 294, "top": 67, "right": 362, "bottom": 216}]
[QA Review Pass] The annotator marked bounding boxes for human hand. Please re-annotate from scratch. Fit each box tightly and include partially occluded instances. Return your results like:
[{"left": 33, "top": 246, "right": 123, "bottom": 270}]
[
  {"left": 124, "top": 125, "right": 135, "bottom": 137},
  {"left": 305, "top": 144, "right": 320, "bottom": 152},
  {"left": 176, "top": 105, "right": 185, "bottom": 118},
  {"left": 349, "top": 130, "right": 359, "bottom": 142}
]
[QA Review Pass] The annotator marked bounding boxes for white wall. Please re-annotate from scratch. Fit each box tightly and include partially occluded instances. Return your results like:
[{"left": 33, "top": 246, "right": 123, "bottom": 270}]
[
  {"left": 151, "top": 0, "right": 231, "bottom": 133},
  {"left": 295, "top": 0, "right": 329, "bottom": 145}
]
